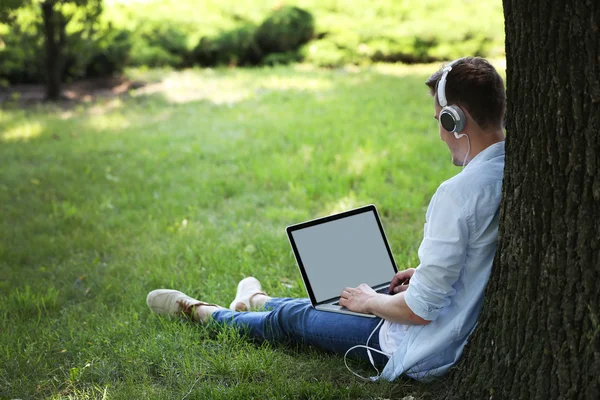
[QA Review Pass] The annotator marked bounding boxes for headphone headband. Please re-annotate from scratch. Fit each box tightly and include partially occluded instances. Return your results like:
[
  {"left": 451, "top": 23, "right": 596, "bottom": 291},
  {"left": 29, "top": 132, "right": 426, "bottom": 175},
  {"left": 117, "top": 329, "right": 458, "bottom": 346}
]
[{"left": 437, "top": 58, "right": 461, "bottom": 107}]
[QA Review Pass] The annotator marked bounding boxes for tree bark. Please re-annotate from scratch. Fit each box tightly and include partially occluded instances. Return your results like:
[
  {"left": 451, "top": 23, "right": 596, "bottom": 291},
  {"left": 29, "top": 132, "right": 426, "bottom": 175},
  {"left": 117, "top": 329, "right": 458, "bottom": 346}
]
[
  {"left": 441, "top": 0, "right": 600, "bottom": 399},
  {"left": 41, "top": 0, "right": 62, "bottom": 101}
]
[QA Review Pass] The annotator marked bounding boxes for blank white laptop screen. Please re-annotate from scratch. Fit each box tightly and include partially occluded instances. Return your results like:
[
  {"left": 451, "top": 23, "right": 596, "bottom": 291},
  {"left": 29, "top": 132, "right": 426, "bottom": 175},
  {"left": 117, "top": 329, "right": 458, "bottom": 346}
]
[{"left": 290, "top": 210, "right": 395, "bottom": 303}]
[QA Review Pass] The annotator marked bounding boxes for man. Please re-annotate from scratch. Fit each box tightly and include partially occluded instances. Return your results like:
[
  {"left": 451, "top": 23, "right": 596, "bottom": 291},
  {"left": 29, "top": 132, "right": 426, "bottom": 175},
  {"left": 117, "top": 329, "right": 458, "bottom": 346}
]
[{"left": 146, "top": 57, "right": 506, "bottom": 381}]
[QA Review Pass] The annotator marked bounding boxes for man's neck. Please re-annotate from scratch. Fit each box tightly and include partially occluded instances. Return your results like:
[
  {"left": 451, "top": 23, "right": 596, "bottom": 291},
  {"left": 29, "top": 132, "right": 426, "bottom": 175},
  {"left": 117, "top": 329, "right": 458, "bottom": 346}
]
[{"left": 468, "top": 129, "right": 505, "bottom": 161}]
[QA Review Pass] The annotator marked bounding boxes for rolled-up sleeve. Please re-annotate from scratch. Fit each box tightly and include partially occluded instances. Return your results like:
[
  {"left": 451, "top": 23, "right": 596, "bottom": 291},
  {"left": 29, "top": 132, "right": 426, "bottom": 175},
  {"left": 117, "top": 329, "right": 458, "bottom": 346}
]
[{"left": 404, "top": 186, "right": 469, "bottom": 321}]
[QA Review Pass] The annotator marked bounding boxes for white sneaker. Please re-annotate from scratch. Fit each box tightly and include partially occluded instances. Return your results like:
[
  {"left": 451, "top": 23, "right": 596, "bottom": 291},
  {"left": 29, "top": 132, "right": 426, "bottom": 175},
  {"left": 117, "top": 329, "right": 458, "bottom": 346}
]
[
  {"left": 229, "top": 277, "right": 268, "bottom": 311},
  {"left": 146, "top": 289, "right": 205, "bottom": 319}
]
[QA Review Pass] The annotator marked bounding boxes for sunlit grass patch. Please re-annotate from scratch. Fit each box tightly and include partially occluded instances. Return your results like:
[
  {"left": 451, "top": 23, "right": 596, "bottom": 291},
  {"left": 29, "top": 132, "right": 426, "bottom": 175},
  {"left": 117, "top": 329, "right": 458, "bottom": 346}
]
[
  {"left": 1, "top": 120, "right": 44, "bottom": 142},
  {"left": 127, "top": 66, "right": 337, "bottom": 106}
]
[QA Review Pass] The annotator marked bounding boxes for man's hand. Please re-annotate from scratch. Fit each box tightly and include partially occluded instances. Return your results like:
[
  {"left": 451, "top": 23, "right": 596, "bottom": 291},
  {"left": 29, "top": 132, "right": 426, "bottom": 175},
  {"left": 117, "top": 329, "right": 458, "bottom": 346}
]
[
  {"left": 339, "top": 284, "right": 377, "bottom": 314},
  {"left": 389, "top": 268, "right": 416, "bottom": 294}
]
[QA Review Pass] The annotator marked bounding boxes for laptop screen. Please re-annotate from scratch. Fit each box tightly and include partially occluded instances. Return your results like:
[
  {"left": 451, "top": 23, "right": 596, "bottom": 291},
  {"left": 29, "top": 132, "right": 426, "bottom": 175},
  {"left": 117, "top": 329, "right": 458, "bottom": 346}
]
[{"left": 288, "top": 206, "right": 397, "bottom": 304}]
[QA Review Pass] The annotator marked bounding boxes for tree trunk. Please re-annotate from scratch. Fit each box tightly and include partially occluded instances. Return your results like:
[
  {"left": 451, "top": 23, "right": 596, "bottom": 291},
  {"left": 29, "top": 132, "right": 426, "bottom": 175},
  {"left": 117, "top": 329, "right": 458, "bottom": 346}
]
[
  {"left": 441, "top": 0, "right": 600, "bottom": 399},
  {"left": 41, "top": 0, "right": 62, "bottom": 101}
]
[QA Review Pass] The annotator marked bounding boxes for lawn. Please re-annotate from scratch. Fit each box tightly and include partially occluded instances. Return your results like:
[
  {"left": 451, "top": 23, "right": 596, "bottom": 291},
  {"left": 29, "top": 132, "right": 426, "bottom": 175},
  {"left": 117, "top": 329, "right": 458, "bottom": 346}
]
[{"left": 0, "top": 63, "right": 459, "bottom": 399}]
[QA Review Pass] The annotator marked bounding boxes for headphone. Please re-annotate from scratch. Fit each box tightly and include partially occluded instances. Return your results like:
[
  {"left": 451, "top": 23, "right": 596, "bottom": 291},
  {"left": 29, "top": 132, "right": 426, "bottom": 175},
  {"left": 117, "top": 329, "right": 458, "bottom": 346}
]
[{"left": 437, "top": 58, "right": 467, "bottom": 138}]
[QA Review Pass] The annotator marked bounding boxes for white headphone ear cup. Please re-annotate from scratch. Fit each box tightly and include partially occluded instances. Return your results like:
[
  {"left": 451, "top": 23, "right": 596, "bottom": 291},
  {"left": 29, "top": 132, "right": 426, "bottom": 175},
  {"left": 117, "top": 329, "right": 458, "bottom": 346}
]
[
  {"left": 440, "top": 108, "right": 457, "bottom": 132},
  {"left": 440, "top": 105, "right": 466, "bottom": 133},
  {"left": 449, "top": 105, "right": 466, "bottom": 133}
]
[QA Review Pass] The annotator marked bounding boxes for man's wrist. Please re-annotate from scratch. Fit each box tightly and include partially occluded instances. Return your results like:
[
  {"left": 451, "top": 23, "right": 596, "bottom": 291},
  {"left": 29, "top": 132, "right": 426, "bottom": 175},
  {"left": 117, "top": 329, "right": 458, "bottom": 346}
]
[{"left": 365, "top": 293, "right": 385, "bottom": 315}]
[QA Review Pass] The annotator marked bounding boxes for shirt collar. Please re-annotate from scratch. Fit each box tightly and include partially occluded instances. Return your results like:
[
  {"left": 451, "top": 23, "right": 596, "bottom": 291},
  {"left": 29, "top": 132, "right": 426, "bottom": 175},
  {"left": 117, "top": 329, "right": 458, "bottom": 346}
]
[{"left": 463, "top": 141, "right": 505, "bottom": 171}]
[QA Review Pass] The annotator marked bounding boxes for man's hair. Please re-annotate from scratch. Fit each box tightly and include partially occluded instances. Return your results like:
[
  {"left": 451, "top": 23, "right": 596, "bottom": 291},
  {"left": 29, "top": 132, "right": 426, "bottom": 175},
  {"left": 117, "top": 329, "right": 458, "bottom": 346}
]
[{"left": 426, "top": 57, "right": 506, "bottom": 130}]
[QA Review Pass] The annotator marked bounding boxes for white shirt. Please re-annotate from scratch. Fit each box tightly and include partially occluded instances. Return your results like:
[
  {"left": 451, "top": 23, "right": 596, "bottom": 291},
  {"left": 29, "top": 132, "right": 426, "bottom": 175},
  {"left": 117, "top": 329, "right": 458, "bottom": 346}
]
[{"left": 378, "top": 141, "right": 505, "bottom": 381}]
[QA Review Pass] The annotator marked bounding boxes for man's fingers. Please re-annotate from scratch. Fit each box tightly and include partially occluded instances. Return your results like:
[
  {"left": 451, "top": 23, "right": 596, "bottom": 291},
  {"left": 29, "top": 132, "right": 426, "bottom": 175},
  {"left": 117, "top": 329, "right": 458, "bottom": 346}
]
[
  {"left": 389, "top": 268, "right": 415, "bottom": 294},
  {"left": 390, "top": 272, "right": 407, "bottom": 288},
  {"left": 389, "top": 277, "right": 401, "bottom": 292},
  {"left": 393, "top": 283, "right": 409, "bottom": 294},
  {"left": 390, "top": 275, "right": 405, "bottom": 289}
]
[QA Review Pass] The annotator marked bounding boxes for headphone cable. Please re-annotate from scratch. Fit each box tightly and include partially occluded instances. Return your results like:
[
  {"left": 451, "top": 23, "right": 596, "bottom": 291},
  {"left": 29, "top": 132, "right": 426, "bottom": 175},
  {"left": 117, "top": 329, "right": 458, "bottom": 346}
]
[{"left": 461, "top": 134, "right": 471, "bottom": 169}]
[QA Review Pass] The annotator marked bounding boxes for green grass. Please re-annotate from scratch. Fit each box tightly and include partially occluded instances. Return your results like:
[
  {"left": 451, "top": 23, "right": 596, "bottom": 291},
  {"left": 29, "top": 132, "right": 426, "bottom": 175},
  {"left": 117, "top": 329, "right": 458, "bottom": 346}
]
[{"left": 0, "top": 64, "right": 458, "bottom": 399}]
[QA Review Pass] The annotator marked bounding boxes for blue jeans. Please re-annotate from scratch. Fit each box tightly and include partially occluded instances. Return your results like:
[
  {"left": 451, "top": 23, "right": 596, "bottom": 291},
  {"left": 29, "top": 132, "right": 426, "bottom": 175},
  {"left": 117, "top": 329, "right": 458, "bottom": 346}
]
[{"left": 211, "top": 297, "right": 390, "bottom": 365}]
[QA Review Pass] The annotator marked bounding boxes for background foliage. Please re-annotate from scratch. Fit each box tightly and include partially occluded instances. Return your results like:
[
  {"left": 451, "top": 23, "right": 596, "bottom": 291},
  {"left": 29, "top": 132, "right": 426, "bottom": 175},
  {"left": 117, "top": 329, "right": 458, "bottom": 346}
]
[
  {"left": 0, "top": 0, "right": 116, "bottom": 85},
  {"left": 0, "top": 0, "right": 504, "bottom": 84}
]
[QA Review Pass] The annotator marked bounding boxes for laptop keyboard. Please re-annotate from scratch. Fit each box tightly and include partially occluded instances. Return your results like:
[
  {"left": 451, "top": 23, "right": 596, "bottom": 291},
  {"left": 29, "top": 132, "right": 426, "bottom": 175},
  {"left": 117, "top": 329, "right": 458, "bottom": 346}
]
[{"left": 331, "top": 287, "right": 389, "bottom": 305}]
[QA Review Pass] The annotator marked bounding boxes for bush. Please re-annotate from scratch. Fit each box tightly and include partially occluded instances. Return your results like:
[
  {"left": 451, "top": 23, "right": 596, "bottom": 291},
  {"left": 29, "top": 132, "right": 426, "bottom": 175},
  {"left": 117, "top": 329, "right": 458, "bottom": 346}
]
[
  {"left": 254, "top": 6, "right": 314, "bottom": 54},
  {"left": 193, "top": 25, "right": 262, "bottom": 67},
  {"left": 129, "top": 41, "right": 182, "bottom": 68},
  {"left": 191, "top": 6, "right": 314, "bottom": 68},
  {"left": 262, "top": 51, "right": 302, "bottom": 66},
  {"left": 129, "top": 21, "right": 192, "bottom": 68},
  {"left": 301, "top": 38, "right": 355, "bottom": 68},
  {"left": 363, "top": 37, "right": 437, "bottom": 64},
  {"left": 84, "top": 28, "right": 132, "bottom": 78}
]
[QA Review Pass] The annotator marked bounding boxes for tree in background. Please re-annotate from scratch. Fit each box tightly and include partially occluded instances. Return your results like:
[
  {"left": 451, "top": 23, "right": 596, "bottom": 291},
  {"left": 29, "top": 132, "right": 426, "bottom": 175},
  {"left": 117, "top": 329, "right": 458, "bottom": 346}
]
[
  {"left": 445, "top": 0, "right": 599, "bottom": 398},
  {"left": 0, "top": 0, "right": 102, "bottom": 101}
]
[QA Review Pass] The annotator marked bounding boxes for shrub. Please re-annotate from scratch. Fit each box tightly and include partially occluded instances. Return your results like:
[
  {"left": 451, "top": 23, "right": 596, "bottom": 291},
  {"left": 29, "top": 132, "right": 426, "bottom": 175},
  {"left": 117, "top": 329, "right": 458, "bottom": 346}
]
[
  {"left": 84, "top": 28, "right": 132, "bottom": 78},
  {"left": 365, "top": 37, "right": 437, "bottom": 64},
  {"left": 129, "top": 21, "right": 192, "bottom": 68},
  {"left": 0, "top": 18, "right": 42, "bottom": 84},
  {"left": 262, "top": 51, "right": 302, "bottom": 66},
  {"left": 192, "top": 6, "right": 315, "bottom": 68},
  {"left": 193, "top": 24, "right": 262, "bottom": 67},
  {"left": 301, "top": 40, "right": 352, "bottom": 68},
  {"left": 0, "top": 6, "right": 44, "bottom": 84},
  {"left": 129, "top": 41, "right": 182, "bottom": 68},
  {"left": 254, "top": 6, "right": 314, "bottom": 54}
]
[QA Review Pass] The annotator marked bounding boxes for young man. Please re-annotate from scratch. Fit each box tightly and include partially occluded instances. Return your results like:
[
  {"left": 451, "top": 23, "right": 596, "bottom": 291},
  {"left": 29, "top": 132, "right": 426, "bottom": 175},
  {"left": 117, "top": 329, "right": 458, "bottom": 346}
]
[{"left": 146, "top": 57, "right": 506, "bottom": 381}]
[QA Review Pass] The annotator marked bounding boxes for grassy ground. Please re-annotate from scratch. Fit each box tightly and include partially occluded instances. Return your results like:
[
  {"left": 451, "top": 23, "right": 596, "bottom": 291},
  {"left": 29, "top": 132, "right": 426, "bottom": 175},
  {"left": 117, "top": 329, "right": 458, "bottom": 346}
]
[{"left": 0, "top": 63, "right": 459, "bottom": 399}]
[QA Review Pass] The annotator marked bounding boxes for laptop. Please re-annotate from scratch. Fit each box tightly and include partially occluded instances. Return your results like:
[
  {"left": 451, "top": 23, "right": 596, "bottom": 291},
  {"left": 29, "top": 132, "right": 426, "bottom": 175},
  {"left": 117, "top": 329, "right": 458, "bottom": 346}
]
[{"left": 286, "top": 204, "right": 398, "bottom": 318}]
